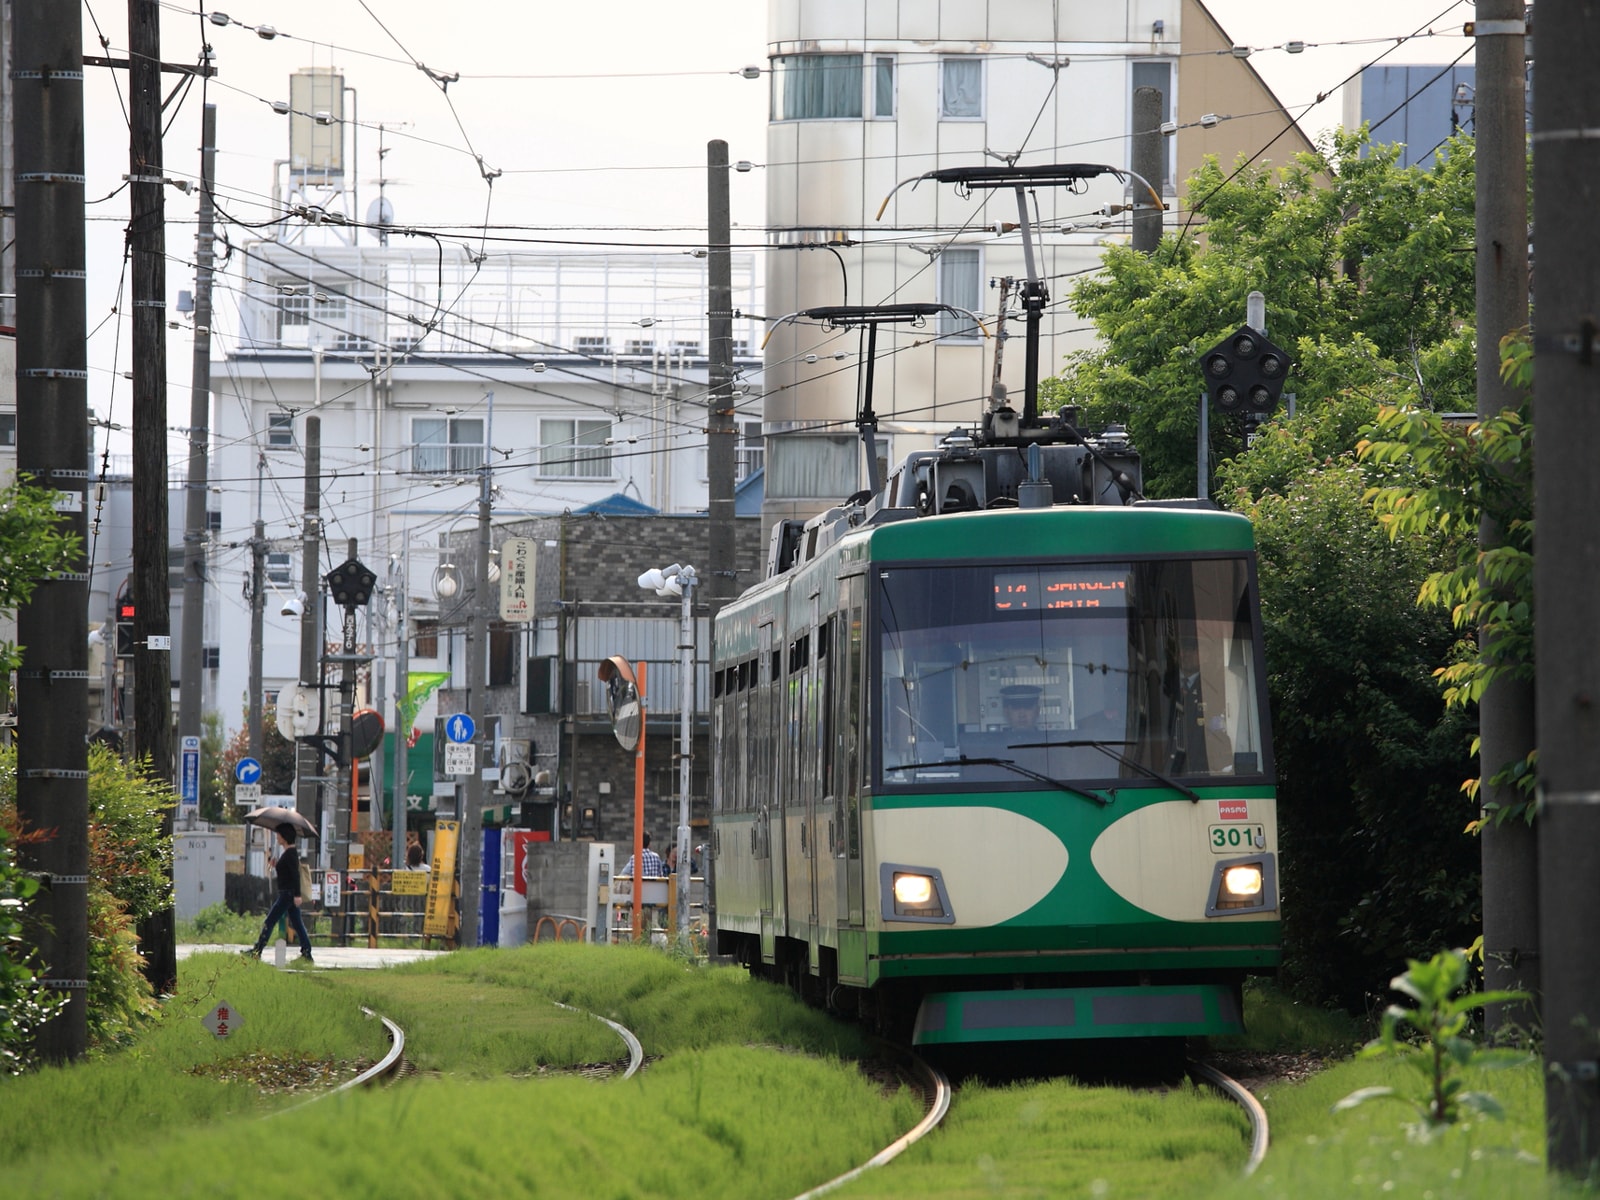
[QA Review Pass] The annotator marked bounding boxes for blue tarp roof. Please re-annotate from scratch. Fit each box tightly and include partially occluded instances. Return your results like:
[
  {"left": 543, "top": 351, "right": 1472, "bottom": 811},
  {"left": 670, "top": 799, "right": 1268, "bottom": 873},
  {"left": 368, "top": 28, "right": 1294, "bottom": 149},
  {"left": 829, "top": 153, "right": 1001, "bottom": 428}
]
[{"left": 575, "top": 491, "right": 659, "bottom": 517}]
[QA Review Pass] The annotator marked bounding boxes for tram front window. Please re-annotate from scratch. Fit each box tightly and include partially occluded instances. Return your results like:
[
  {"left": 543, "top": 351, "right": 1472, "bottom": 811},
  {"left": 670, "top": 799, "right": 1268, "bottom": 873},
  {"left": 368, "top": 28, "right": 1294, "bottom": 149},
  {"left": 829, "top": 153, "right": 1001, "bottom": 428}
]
[{"left": 876, "top": 558, "right": 1267, "bottom": 790}]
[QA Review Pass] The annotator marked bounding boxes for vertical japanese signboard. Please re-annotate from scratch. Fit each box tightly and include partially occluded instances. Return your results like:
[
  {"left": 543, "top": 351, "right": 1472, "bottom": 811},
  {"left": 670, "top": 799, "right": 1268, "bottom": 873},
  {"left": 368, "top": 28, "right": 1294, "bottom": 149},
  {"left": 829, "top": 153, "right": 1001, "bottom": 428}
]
[
  {"left": 499, "top": 537, "right": 535, "bottom": 623},
  {"left": 423, "top": 819, "right": 460, "bottom": 937}
]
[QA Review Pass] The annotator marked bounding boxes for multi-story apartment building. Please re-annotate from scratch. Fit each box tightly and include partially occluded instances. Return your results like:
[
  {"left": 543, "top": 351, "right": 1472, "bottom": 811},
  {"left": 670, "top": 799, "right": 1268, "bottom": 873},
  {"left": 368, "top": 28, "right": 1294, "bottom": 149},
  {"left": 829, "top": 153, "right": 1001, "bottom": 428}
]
[{"left": 759, "top": 0, "right": 1316, "bottom": 531}]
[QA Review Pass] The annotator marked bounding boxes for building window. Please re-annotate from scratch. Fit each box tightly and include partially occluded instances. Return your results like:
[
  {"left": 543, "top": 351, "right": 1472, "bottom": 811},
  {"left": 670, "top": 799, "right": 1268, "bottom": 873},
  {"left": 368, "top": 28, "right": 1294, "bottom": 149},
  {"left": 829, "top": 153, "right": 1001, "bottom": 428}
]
[
  {"left": 1131, "top": 60, "right": 1176, "bottom": 190},
  {"left": 736, "top": 420, "right": 764, "bottom": 481},
  {"left": 941, "top": 57, "right": 983, "bottom": 120},
  {"left": 411, "top": 417, "right": 485, "bottom": 474},
  {"left": 413, "top": 619, "right": 439, "bottom": 659},
  {"left": 539, "top": 418, "right": 612, "bottom": 478},
  {"left": 771, "top": 54, "right": 863, "bottom": 120},
  {"left": 275, "top": 286, "right": 347, "bottom": 341},
  {"left": 874, "top": 56, "right": 896, "bottom": 118},
  {"left": 266, "top": 552, "right": 292, "bottom": 585},
  {"left": 203, "top": 646, "right": 220, "bottom": 669},
  {"left": 267, "top": 411, "right": 294, "bottom": 449},
  {"left": 489, "top": 621, "right": 516, "bottom": 687},
  {"left": 207, "top": 510, "right": 222, "bottom": 534},
  {"left": 937, "top": 247, "right": 982, "bottom": 339},
  {"left": 0, "top": 412, "right": 15, "bottom": 447}
]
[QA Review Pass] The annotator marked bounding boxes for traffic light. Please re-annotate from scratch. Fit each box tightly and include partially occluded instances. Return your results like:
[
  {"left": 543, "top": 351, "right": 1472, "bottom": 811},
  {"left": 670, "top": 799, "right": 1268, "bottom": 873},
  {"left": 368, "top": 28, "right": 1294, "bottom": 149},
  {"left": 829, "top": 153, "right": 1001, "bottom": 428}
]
[
  {"left": 115, "top": 599, "right": 135, "bottom": 658},
  {"left": 1201, "top": 326, "right": 1291, "bottom": 418}
]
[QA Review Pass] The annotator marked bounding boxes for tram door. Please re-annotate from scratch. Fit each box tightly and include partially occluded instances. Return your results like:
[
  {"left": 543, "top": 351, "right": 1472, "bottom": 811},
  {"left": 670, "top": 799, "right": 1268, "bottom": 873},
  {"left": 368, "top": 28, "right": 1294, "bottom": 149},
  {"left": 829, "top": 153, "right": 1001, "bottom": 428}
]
[{"left": 758, "top": 621, "right": 777, "bottom": 964}]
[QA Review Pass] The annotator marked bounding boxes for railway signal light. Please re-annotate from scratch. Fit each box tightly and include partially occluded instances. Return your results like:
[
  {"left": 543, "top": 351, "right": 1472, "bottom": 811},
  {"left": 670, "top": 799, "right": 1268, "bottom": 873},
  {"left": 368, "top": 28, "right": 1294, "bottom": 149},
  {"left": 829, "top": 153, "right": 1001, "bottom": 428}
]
[
  {"left": 1201, "top": 326, "right": 1291, "bottom": 418},
  {"left": 116, "top": 599, "right": 136, "bottom": 657}
]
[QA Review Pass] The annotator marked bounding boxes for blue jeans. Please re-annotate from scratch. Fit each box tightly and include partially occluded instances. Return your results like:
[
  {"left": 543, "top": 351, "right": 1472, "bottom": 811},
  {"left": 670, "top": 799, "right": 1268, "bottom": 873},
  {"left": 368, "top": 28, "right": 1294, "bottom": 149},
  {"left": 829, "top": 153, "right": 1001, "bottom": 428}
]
[{"left": 256, "top": 891, "right": 313, "bottom": 954}]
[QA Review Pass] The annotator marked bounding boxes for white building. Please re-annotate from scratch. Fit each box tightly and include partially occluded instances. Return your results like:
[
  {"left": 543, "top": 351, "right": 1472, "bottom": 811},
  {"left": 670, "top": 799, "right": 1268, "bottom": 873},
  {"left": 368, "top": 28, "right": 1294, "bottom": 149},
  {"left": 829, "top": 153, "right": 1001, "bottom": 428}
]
[
  {"left": 209, "top": 240, "right": 762, "bottom": 742},
  {"left": 759, "top": 0, "right": 1315, "bottom": 529}
]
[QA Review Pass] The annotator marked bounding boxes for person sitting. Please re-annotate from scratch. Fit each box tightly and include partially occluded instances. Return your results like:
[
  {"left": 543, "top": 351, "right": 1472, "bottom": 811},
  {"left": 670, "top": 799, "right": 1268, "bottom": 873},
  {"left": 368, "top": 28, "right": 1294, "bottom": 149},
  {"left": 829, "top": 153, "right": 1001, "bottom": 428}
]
[
  {"left": 619, "top": 831, "right": 667, "bottom": 878},
  {"left": 999, "top": 684, "right": 1043, "bottom": 733}
]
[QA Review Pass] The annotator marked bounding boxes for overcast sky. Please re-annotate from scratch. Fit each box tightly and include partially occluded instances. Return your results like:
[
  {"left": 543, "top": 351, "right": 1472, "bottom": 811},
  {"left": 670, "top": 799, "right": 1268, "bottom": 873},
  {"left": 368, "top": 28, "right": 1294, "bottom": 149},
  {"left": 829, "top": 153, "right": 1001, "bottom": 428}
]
[{"left": 75, "top": 1, "right": 1477, "bottom": 457}]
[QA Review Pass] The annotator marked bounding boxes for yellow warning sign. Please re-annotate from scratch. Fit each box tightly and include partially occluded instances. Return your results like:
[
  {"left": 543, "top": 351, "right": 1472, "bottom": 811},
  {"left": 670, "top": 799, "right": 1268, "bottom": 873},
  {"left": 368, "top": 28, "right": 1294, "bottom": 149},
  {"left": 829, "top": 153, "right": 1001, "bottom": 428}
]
[
  {"left": 423, "top": 820, "right": 459, "bottom": 936},
  {"left": 391, "top": 870, "right": 430, "bottom": 896}
]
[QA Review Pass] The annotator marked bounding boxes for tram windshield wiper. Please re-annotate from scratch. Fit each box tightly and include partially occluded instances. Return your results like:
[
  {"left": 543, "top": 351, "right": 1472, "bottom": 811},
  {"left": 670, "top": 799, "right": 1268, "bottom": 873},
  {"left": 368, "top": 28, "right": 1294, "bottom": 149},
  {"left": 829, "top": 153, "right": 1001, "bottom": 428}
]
[
  {"left": 1008, "top": 739, "right": 1203, "bottom": 803},
  {"left": 886, "top": 756, "right": 1111, "bottom": 807}
]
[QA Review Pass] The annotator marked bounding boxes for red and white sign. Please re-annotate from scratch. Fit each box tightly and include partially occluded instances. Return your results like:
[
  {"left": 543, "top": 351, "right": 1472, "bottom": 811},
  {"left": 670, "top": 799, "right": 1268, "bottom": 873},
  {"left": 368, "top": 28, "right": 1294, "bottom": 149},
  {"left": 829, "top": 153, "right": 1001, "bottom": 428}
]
[
  {"left": 201, "top": 1000, "right": 242, "bottom": 1039},
  {"left": 324, "top": 870, "right": 341, "bottom": 906},
  {"left": 1217, "top": 799, "right": 1251, "bottom": 821}
]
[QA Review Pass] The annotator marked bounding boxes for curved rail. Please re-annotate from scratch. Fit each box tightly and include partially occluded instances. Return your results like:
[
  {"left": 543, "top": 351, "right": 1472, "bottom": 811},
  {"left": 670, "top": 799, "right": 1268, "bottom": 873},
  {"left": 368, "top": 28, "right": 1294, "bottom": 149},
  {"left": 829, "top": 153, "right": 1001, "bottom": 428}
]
[
  {"left": 789, "top": 1051, "right": 951, "bottom": 1200},
  {"left": 554, "top": 1001, "right": 644, "bottom": 1079},
  {"left": 1189, "top": 1060, "right": 1270, "bottom": 1175},
  {"left": 265, "top": 1007, "right": 406, "bottom": 1119}
]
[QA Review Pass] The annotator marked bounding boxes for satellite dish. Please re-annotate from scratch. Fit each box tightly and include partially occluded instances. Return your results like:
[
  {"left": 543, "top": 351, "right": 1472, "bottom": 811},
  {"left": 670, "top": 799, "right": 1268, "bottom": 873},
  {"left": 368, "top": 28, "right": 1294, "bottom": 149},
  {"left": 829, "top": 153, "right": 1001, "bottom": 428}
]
[
  {"left": 365, "top": 196, "right": 395, "bottom": 227},
  {"left": 275, "top": 684, "right": 321, "bottom": 740}
]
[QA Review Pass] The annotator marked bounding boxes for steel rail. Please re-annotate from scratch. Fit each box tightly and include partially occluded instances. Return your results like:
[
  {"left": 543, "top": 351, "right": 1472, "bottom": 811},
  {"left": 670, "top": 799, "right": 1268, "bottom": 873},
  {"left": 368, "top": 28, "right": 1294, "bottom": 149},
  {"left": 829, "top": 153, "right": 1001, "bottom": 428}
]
[
  {"left": 1189, "top": 1059, "right": 1270, "bottom": 1175},
  {"left": 554, "top": 1000, "right": 645, "bottom": 1079},
  {"left": 789, "top": 1051, "right": 951, "bottom": 1200},
  {"left": 265, "top": 1006, "right": 406, "bottom": 1119}
]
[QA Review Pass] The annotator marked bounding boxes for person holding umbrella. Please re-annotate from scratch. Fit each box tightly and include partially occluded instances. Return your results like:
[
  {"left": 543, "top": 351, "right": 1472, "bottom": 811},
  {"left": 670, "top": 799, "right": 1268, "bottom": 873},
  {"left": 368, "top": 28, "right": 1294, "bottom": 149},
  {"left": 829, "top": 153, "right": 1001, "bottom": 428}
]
[{"left": 242, "top": 824, "right": 314, "bottom": 963}]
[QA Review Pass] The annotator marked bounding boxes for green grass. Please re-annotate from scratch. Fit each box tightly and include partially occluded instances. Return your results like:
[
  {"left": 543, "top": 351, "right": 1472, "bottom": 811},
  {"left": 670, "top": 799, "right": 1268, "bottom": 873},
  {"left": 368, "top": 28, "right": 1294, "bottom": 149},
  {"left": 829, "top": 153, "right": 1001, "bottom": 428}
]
[
  {"left": 2, "top": 948, "right": 1571, "bottom": 1199},
  {"left": 1211, "top": 979, "right": 1367, "bottom": 1056}
]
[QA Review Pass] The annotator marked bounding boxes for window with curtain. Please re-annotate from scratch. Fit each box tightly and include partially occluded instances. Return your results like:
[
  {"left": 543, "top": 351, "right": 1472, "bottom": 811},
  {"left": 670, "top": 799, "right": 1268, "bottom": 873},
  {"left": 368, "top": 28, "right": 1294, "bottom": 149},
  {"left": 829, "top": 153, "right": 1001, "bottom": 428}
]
[
  {"left": 539, "top": 418, "right": 612, "bottom": 478},
  {"left": 413, "top": 619, "right": 439, "bottom": 659},
  {"left": 772, "top": 54, "right": 863, "bottom": 120},
  {"left": 938, "top": 248, "right": 982, "bottom": 338},
  {"left": 941, "top": 58, "right": 983, "bottom": 119},
  {"left": 411, "top": 417, "right": 485, "bottom": 474},
  {"left": 874, "top": 57, "right": 896, "bottom": 118}
]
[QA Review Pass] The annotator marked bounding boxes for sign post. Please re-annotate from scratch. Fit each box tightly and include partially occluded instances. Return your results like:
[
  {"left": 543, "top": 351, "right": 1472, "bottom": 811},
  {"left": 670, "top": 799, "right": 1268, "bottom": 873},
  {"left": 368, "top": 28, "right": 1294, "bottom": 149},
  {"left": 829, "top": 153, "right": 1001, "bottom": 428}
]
[
  {"left": 597, "top": 655, "right": 646, "bottom": 942},
  {"left": 179, "top": 735, "right": 201, "bottom": 825}
]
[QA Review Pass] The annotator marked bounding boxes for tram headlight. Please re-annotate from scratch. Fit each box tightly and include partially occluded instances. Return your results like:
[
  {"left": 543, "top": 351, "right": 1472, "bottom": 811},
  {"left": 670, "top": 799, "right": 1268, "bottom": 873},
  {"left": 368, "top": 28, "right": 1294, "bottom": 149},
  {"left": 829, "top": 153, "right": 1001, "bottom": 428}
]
[
  {"left": 893, "top": 873, "right": 935, "bottom": 907},
  {"left": 1206, "top": 856, "right": 1276, "bottom": 917},
  {"left": 879, "top": 864, "right": 955, "bottom": 923},
  {"left": 1222, "top": 865, "right": 1262, "bottom": 897}
]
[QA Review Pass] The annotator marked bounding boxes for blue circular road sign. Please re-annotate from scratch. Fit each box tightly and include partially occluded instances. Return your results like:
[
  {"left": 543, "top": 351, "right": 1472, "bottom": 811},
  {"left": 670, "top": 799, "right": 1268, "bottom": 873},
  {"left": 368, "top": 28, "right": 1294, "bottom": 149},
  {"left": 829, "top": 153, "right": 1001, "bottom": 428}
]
[
  {"left": 445, "top": 713, "right": 476, "bottom": 743},
  {"left": 236, "top": 757, "right": 263, "bottom": 785}
]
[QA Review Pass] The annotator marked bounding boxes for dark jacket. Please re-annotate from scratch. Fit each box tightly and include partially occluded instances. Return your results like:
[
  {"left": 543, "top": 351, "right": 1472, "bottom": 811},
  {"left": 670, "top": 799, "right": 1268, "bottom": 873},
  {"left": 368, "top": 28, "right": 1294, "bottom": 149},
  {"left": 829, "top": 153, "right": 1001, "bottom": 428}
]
[{"left": 274, "top": 845, "right": 302, "bottom": 896}]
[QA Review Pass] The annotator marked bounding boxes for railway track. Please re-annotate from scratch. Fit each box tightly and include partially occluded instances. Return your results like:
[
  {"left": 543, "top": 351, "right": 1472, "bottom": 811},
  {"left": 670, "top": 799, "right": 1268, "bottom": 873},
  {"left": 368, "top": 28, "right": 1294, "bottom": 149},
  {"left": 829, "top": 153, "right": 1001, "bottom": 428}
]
[{"left": 1189, "top": 1058, "right": 1271, "bottom": 1175}]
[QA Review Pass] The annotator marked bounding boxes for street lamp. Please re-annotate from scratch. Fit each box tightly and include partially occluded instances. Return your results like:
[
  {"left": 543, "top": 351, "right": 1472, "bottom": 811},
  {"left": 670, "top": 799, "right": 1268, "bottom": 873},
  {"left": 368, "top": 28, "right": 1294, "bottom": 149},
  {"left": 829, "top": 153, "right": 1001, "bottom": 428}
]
[{"left": 638, "top": 562, "right": 697, "bottom": 944}]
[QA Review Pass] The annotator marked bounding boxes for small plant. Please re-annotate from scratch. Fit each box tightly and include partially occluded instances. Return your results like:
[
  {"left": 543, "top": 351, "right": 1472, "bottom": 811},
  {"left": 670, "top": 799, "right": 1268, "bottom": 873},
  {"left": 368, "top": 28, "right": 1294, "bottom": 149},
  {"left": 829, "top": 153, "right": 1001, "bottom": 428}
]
[{"left": 1334, "top": 947, "right": 1531, "bottom": 1134}]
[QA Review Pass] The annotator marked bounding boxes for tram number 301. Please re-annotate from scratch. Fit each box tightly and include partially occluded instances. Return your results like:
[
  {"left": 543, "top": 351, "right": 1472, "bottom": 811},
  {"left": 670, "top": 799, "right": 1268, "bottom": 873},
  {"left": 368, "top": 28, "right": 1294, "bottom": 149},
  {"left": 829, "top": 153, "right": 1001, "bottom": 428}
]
[{"left": 1208, "top": 824, "right": 1266, "bottom": 853}]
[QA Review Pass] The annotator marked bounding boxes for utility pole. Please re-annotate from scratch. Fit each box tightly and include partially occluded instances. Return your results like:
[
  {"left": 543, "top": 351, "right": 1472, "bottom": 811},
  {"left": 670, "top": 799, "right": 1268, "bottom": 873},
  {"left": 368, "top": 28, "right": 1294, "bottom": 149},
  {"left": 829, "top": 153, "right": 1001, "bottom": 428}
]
[
  {"left": 706, "top": 140, "right": 737, "bottom": 616},
  {"left": 179, "top": 102, "right": 217, "bottom": 775},
  {"left": 459, "top": 394, "right": 493, "bottom": 948},
  {"left": 295, "top": 417, "right": 322, "bottom": 851},
  {"left": 247, "top": 456, "right": 265, "bottom": 759},
  {"left": 1533, "top": 2, "right": 1600, "bottom": 1179},
  {"left": 390, "top": 549, "right": 409, "bottom": 872},
  {"left": 1131, "top": 86, "right": 1164, "bottom": 253},
  {"left": 14, "top": 0, "right": 91, "bottom": 1061},
  {"left": 1474, "top": 0, "right": 1538, "bottom": 1042},
  {"left": 129, "top": 0, "right": 176, "bottom": 992}
]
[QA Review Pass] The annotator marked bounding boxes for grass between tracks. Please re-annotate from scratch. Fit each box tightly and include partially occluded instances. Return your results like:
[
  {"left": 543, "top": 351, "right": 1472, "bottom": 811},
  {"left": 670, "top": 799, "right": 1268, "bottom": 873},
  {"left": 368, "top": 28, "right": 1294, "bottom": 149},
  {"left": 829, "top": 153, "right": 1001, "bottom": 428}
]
[{"left": 0, "top": 951, "right": 1571, "bottom": 1199}]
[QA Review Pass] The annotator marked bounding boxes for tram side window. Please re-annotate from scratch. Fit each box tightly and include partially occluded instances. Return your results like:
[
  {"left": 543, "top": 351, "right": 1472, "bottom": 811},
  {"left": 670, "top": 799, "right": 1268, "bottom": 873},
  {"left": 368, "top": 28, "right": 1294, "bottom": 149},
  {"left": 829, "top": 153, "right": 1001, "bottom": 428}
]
[{"left": 818, "top": 618, "right": 834, "bottom": 797}]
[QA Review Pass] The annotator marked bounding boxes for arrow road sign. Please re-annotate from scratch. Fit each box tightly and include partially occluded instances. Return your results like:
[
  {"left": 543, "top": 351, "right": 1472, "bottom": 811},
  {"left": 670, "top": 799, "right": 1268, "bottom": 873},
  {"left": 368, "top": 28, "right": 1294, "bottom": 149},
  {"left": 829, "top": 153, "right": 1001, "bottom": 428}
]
[
  {"left": 445, "top": 713, "right": 476, "bottom": 743},
  {"left": 236, "top": 757, "right": 263, "bottom": 785}
]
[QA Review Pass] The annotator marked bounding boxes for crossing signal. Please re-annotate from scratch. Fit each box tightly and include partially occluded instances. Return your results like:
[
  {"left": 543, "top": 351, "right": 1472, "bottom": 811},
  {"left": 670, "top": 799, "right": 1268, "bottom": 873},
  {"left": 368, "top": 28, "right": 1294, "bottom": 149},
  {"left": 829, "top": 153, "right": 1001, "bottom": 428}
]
[
  {"left": 1202, "top": 326, "right": 1290, "bottom": 418},
  {"left": 116, "top": 599, "right": 135, "bottom": 658}
]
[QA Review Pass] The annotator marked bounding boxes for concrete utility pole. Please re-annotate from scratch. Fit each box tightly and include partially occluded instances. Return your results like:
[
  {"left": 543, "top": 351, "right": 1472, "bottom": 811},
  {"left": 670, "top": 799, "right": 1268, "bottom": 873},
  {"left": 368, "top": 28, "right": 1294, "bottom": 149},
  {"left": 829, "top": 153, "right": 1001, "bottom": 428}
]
[
  {"left": 390, "top": 550, "right": 409, "bottom": 872},
  {"left": 295, "top": 418, "right": 323, "bottom": 849},
  {"left": 1131, "top": 86, "right": 1165, "bottom": 253},
  {"left": 128, "top": 0, "right": 176, "bottom": 991},
  {"left": 14, "top": 0, "right": 91, "bottom": 1061},
  {"left": 458, "top": 394, "right": 494, "bottom": 948},
  {"left": 247, "top": 455, "right": 266, "bottom": 759},
  {"left": 1533, "top": 3, "right": 1600, "bottom": 1179},
  {"left": 706, "top": 140, "right": 737, "bottom": 615},
  {"left": 1473, "top": 0, "right": 1537, "bottom": 1040},
  {"left": 178, "top": 103, "right": 217, "bottom": 781}
]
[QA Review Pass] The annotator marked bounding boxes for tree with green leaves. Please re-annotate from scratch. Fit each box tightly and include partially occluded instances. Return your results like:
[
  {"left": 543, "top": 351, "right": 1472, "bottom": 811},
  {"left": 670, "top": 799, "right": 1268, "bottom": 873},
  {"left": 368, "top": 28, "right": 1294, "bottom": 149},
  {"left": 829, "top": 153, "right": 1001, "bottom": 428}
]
[
  {"left": 0, "top": 479, "right": 82, "bottom": 676},
  {"left": 1046, "top": 130, "right": 1478, "bottom": 498}
]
